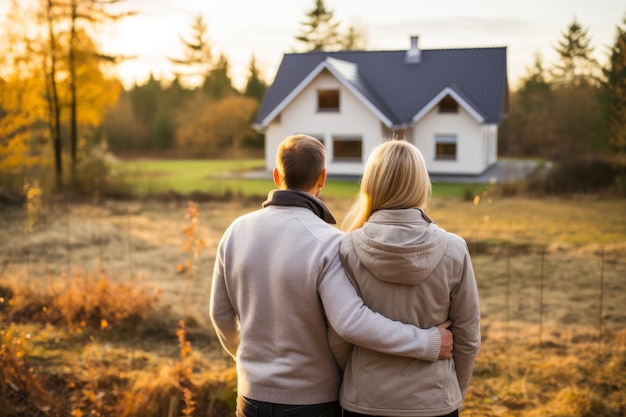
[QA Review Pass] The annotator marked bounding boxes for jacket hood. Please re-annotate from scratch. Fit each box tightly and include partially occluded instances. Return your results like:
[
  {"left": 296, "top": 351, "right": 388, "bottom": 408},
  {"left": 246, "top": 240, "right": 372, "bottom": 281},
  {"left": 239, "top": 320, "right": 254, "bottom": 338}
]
[{"left": 352, "top": 208, "right": 449, "bottom": 285}]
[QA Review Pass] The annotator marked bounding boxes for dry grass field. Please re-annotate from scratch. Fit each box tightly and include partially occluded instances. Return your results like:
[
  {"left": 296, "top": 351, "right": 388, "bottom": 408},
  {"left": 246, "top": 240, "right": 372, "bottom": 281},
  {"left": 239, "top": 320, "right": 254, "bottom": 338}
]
[{"left": 1, "top": 193, "right": 625, "bottom": 416}]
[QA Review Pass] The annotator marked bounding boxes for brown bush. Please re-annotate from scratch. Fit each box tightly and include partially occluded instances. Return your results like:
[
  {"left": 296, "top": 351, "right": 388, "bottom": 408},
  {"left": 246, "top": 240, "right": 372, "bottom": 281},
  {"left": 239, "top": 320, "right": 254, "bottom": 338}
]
[{"left": 6, "top": 268, "right": 161, "bottom": 332}]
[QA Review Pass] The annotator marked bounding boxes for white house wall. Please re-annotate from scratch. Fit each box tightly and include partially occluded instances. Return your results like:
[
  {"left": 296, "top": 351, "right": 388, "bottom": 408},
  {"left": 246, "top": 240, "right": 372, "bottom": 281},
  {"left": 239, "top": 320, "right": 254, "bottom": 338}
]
[
  {"left": 483, "top": 124, "right": 498, "bottom": 167},
  {"left": 413, "top": 106, "right": 488, "bottom": 175},
  {"left": 264, "top": 72, "right": 383, "bottom": 175}
]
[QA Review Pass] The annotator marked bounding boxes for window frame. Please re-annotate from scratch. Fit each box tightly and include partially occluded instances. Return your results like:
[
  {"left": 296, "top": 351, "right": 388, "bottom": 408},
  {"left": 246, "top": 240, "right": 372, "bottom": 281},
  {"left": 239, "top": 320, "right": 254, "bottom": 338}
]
[
  {"left": 332, "top": 135, "right": 362, "bottom": 162},
  {"left": 317, "top": 89, "right": 340, "bottom": 112},
  {"left": 435, "top": 134, "right": 457, "bottom": 160}
]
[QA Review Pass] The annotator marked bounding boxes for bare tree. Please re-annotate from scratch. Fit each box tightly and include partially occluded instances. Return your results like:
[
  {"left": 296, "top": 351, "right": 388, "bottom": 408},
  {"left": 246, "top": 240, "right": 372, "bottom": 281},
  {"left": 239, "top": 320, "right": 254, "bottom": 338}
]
[
  {"left": 45, "top": 0, "right": 64, "bottom": 189},
  {"left": 64, "top": 0, "right": 135, "bottom": 181}
]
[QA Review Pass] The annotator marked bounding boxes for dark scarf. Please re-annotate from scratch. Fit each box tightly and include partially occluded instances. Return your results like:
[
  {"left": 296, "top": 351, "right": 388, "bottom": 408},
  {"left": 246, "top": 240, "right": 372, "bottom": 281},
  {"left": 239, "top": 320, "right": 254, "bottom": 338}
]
[{"left": 262, "top": 189, "right": 337, "bottom": 224}]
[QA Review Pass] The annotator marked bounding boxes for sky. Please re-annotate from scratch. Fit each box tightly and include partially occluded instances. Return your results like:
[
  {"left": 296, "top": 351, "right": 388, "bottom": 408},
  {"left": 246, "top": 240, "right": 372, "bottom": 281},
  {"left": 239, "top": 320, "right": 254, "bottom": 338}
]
[{"left": 3, "top": 0, "right": 624, "bottom": 91}]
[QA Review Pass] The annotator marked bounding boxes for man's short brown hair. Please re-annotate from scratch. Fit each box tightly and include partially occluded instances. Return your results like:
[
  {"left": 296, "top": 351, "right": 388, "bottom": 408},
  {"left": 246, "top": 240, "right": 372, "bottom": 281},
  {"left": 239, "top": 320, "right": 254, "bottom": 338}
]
[{"left": 276, "top": 135, "right": 326, "bottom": 190}]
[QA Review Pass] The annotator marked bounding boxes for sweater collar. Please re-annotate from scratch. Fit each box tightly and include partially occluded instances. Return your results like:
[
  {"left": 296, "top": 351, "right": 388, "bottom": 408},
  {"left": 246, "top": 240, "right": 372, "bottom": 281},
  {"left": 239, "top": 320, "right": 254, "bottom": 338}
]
[{"left": 262, "top": 189, "right": 337, "bottom": 224}]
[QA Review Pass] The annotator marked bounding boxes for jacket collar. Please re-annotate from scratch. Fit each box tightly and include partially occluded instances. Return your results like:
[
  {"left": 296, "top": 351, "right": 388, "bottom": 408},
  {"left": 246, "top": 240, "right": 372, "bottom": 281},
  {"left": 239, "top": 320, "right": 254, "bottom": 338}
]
[
  {"left": 262, "top": 189, "right": 337, "bottom": 224},
  {"left": 369, "top": 207, "right": 435, "bottom": 224}
]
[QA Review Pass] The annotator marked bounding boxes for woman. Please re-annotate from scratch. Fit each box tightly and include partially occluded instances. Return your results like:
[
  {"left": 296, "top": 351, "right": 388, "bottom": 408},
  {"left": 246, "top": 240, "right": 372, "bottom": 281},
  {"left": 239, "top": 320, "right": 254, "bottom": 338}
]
[{"left": 339, "top": 139, "right": 480, "bottom": 417}]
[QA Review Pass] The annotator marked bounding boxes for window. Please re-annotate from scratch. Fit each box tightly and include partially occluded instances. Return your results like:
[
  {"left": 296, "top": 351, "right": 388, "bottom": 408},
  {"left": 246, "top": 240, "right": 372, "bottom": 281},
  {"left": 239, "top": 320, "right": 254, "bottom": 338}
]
[
  {"left": 333, "top": 136, "right": 362, "bottom": 161},
  {"left": 438, "top": 95, "right": 459, "bottom": 113},
  {"left": 317, "top": 89, "right": 340, "bottom": 111},
  {"left": 435, "top": 135, "right": 457, "bottom": 160}
]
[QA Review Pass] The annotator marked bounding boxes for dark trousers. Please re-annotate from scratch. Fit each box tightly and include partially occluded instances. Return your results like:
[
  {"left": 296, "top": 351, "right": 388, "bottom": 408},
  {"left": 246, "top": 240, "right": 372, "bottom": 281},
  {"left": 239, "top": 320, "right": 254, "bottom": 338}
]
[
  {"left": 344, "top": 409, "right": 459, "bottom": 417},
  {"left": 237, "top": 396, "right": 341, "bottom": 417}
]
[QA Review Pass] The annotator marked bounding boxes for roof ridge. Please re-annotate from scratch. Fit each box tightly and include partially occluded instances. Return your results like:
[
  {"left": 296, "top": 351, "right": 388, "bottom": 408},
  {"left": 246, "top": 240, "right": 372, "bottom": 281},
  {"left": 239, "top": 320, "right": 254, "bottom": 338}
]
[{"left": 282, "top": 46, "right": 507, "bottom": 57}]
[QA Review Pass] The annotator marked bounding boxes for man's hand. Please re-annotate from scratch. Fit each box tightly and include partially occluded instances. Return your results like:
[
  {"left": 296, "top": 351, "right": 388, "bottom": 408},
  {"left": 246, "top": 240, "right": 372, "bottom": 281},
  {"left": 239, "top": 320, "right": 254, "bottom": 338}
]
[{"left": 437, "top": 320, "right": 453, "bottom": 360}]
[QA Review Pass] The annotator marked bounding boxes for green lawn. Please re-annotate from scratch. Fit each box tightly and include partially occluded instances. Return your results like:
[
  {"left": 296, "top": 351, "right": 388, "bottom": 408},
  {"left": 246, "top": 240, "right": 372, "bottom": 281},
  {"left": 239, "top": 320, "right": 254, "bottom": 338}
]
[{"left": 113, "top": 159, "right": 485, "bottom": 199}]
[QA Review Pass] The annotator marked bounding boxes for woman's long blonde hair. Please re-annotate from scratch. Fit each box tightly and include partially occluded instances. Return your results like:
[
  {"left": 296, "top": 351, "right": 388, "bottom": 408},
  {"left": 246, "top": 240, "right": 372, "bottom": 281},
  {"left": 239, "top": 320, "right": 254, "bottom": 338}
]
[{"left": 342, "top": 139, "right": 431, "bottom": 232}]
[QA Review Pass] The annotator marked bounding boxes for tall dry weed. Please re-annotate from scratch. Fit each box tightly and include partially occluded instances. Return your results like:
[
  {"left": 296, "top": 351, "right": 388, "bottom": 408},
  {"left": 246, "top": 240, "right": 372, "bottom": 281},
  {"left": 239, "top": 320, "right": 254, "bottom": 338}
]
[
  {"left": 176, "top": 319, "right": 197, "bottom": 416},
  {"left": 6, "top": 268, "right": 161, "bottom": 332},
  {"left": 118, "top": 321, "right": 203, "bottom": 417},
  {"left": 465, "top": 319, "right": 626, "bottom": 416},
  {"left": 177, "top": 201, "right": 206, "bottom": 318},
  {"left": 0, "top": 326, "right": 61, "bottom": 416}
]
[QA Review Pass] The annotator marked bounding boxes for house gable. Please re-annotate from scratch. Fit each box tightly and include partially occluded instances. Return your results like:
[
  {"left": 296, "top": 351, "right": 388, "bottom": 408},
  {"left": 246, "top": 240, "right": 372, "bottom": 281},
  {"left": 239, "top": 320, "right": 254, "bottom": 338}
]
[
  {"left": 258, "top": 57, "right": 393, "bottom": 128},
  {"left": 263, "top": 70, "right": 384, "bottom": 175},
  {"left": 411, "top": 86, "right": 485, "bottom": 124}
]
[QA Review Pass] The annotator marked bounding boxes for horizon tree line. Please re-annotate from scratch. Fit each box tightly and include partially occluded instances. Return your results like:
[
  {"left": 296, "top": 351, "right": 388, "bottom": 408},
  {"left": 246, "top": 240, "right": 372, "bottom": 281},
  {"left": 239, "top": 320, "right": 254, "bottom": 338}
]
[{"left": 0, "top": 0, "right": 625, "bottom": 195}]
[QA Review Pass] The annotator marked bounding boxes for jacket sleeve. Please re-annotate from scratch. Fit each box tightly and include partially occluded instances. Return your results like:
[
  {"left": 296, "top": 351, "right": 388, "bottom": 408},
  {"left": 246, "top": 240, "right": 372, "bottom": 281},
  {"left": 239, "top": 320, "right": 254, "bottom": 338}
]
[
  {"left": 449, "top": 239, "right": 481, "bottom": 398},
  {"left": 209, "top": 236, "right": 240, "bottom": 360},
  {"left": 318, "top": 250, "right": 441, "bottom": 362},
  {"left": 327, "top": 324, "right": 353, "bottom": 372}
]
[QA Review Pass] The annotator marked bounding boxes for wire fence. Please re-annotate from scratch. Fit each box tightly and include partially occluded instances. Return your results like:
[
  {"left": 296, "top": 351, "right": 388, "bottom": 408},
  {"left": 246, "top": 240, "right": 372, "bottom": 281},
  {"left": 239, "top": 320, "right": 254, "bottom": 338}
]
[
  {"left": 1, "top": 200, "right": 625, "bottom": 349},
  {"left": 466, "top": 238, "right": 625, "bottom": 351}
]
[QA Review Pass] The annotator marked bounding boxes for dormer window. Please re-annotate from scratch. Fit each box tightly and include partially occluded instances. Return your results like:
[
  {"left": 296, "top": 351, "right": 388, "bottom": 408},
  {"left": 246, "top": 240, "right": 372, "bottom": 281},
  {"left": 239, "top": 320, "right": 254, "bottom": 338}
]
[
  {"left": 438, "top": 95, "right": 459, "bottom": 113},
  {"left": 317, "top": 89, "right": 340, "bottom": 112}
]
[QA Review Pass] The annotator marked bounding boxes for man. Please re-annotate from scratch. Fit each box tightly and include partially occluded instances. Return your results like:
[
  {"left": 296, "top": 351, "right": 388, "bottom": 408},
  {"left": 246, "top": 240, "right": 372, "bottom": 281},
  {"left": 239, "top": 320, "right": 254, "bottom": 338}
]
[{"left": 210, "top": 134, "right": 453, "bottom": 417}]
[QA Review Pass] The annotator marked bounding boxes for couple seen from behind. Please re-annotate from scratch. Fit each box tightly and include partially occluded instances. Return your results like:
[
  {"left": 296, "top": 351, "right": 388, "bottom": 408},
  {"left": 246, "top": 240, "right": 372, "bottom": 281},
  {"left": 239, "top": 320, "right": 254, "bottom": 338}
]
[{"left": 210, "top": 134, "right": 480, "bottom": 417}]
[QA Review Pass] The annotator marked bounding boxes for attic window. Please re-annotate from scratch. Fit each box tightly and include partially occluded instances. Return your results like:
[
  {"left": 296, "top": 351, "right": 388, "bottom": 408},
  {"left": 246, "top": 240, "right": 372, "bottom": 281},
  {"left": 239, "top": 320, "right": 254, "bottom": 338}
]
[
  {"left": 435, "top": 135, "right": 457, "bottom": 160},
  {"left": 438, "top": 95, "right": 459, "bottom": 113},
  {"left": 317, "top": 89, "right": 340, "bottom": 112}
]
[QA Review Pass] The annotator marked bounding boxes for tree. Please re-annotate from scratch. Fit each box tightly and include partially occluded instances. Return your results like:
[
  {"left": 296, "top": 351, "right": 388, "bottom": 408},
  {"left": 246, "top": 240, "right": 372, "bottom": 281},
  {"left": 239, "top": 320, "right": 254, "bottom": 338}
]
[
  {"left": 60, "top": 0, "right": 135, "bottom": 180},
  {"left": 501, "top": 53, "right": 559, "bottom": 158},
  {"left": 601, "top": 14, "right": 626, "bottom": 153},
  {"left": 1, "top": 0, "right": 128, "bottom": 191},
  {"left": 550, "top": 18, "right": 602, "bottom": 157},
  {"left": 125, "top": 74, "right": 163, "bottom": 149},
  {"left": 340, "top": 24, "right": 368, "bottom": 51},
  {"left": 295, "top": 0, "right": 340, "bottom": 51},
  {"left": 0, "top": 74, "right": 47, "bottom": 173},
  {"left": 100, "top": 89, "right": 148, "bottom": 150},
  {"left": 44, "top": 0, "right": 64, "bottom": 188},
  {"left": 243, "top": 54, "right": 267, "bottom": 102},
  {"left": 552, "top": 17, "right": 598, "bottom": 87},
  {"left": 0, "top": 0, "right": 55, "bottom": 183},
  {"left": 57, "top": 28, "right": 121, "bottom": 127},
  {"left": 202, "top": 52, "right": 236, "bottom": 100},
  {"left": 169, "top": 14, "right": 213, "bottom": 87},
  {"left": 175, "top": 95, "right": 258, "bottom": 156}
]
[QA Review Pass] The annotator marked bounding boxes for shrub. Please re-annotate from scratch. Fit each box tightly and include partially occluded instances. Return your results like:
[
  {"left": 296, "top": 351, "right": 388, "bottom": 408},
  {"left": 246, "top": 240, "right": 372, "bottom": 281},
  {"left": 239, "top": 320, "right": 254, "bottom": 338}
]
[
  {"left": 0, "top": 326, "right": 63, "bottom": 416},
  {"left": 6, "top": 269, "right": 161, "bottom": 332},
  {"left": 527, "top": 156, "right": 623, "bottom": 195}
]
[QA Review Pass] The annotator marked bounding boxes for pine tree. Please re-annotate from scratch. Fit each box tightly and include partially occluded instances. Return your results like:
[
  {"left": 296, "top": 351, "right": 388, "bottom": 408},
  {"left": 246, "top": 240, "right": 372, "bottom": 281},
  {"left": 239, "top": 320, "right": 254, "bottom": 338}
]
[
  {"left": 244, "top": 54, "right": 267, "bottom": 101},
  {"left": 550, "top": 18, "right": 602, "bottom": 157},
  {"left": 503, "top": 53, "right": 559, "bottom": 157},
  {"left": 340, "top": 25, "right": 368, "bottom": 51},
  {"left": 552, "top": 17, "right": 598, "bottom": 87},
  {"left": 202, "top": 52, "right": 236, "bottom": 100},
  {"left": 169, "top": 14, "right": 213, "bottom": 87},
  {"left": 602, "top": 14, "right": 626, "bottom": 153},
  {"left": 295, "top": 0, "right": 340, "bottom": 51}
]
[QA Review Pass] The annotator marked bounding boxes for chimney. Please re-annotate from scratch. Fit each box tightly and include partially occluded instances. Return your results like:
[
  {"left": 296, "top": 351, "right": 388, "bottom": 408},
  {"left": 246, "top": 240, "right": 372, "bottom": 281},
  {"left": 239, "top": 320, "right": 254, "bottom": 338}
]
[{"left": 405, "top": 35, "right": 421, "bottom": 64}]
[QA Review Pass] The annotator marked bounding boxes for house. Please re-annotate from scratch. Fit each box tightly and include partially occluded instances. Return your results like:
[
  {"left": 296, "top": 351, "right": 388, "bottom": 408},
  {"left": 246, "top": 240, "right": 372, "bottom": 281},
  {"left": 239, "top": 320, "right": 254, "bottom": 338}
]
[{"left": 254, "top": 36, "right": 509, "bottom": 176}]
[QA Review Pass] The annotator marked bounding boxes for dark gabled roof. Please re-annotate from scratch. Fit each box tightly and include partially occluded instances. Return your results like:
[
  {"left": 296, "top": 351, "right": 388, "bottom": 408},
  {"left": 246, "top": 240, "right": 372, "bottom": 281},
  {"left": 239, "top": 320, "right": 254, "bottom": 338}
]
[{"left": 255, "top": 46, "right": 508, "bottom": 128}]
